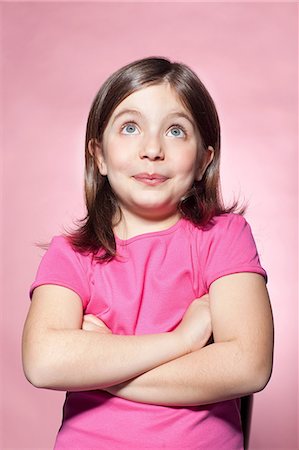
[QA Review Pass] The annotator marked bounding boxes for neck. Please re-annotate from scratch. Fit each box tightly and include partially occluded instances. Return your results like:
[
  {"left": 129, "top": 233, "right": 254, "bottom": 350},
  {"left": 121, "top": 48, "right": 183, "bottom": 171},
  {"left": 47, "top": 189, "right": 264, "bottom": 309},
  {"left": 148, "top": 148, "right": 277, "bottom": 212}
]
[{"left": 113, "top": 209, "right": 182, "bottom": 240}]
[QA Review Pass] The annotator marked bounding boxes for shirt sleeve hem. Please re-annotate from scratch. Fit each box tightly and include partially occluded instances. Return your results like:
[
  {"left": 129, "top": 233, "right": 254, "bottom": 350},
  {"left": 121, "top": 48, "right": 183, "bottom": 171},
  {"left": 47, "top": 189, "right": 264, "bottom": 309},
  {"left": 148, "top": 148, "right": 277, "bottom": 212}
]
[
  {"left": 29, "top": 280, "right": 88, "bottom": 309},
  {"left": 206, "top": 266, "right": 268, "bottom": 291}
]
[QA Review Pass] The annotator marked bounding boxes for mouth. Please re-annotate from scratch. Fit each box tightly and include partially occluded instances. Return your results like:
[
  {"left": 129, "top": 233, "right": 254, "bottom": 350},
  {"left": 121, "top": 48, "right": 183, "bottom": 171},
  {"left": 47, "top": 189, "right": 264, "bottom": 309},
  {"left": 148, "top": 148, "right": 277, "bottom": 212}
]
[{"left": 133, "top": 173, "right": 169, "bottom": 186}]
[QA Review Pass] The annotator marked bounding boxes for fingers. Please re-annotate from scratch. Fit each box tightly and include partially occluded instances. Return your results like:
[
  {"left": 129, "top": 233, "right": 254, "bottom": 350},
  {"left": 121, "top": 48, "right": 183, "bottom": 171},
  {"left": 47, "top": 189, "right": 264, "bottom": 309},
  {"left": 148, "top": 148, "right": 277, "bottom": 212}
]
[
  {"left": 82, "top": 314, "right": 112, "bottom": 333},
  {"left": 198, "top": 293, "right": 210, "bottom": 303},
  {"left": 84, "top": 314, "right": 106, "bottom": 325},
  {"left": 187, "top": 295, "right": 210, "bottom": 311}
]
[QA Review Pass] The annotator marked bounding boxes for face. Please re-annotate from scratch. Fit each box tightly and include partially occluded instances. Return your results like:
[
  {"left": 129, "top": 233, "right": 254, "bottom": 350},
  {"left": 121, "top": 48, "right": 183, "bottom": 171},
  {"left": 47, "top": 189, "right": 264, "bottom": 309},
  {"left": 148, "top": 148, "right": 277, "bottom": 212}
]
[{"left": 93, "top": 82, "right": 213, "bottom": 222}]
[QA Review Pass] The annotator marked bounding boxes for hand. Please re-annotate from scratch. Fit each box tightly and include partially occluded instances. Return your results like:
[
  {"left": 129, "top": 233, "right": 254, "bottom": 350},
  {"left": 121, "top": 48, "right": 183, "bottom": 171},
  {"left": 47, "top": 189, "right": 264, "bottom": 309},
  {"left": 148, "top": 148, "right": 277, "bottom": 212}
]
[
  {"left": 82, "top": 314, "right": 112, "bottom": 334},
  {"left": 173, "top": 294, "right": 212, "bottom": 354}
]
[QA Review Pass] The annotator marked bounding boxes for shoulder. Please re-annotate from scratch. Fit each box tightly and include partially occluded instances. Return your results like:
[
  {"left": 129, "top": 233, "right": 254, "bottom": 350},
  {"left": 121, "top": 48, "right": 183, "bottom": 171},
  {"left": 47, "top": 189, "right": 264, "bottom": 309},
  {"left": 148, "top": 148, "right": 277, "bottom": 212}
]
[
  {"left": 30, "top": 234, "right": 93, "bottom": 306},
  {"left": 207, "top": 213, "right": 248, "bottom": 233},
  {"left": 199, "top": 213, "right": 256, "bottom": 250},
  {"left": 39, "top": 234, "right": 95, "bottom": 273},
  {"left": 190, "top": 214, "right": 267, "bottom": 290},
  {"left": 47, "top": 234, "right": 91, "bottom": 257},
  {"left": 49, "top": 234, "right": 78, "bottom": 250},
  {"left": 185, "top": 213, "right": 248, "bottom": 240},
  {"left": 206, "top": 213, "right": 252, "bottom": 244},
  {"left": 182, "top": 213, "right": 254, "bottom": 260},
  {"left": 48, "top": 234, "right": 70, "bottom": 249},
  {"left": 43, "top": 235, "right": 78, "bottom": 262}
]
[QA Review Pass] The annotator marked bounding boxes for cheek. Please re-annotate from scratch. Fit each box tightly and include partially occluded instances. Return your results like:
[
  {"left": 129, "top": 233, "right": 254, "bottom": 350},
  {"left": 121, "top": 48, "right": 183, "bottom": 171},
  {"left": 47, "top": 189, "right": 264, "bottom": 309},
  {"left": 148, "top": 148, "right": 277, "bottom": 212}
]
[
  {"left": 105, "top": 154, "right": 132, "bottom": 177},
  {"left": 172, "top": 146, "right": 199, "bottom": 173},
  {"left": 104, "top": 137, "right": 137, "bottom": 169}
]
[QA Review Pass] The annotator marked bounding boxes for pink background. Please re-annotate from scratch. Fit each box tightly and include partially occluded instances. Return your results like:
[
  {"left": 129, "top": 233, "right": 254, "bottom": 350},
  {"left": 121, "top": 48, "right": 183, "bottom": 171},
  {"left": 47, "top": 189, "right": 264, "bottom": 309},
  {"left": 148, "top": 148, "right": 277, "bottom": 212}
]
[{"left": 1, "top": 2, "right": 298, "bottom": 449}]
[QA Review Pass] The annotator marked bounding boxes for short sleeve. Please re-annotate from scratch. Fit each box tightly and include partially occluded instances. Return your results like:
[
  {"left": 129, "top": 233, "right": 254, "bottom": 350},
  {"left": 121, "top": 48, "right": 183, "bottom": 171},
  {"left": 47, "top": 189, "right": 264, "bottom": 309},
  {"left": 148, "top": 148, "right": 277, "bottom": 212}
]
[
  {"left": 201, "top": 214, "right": 268, "bottom": 291},
  {"left": 29, "top": 236, "right": 90, "bottom": 309}
]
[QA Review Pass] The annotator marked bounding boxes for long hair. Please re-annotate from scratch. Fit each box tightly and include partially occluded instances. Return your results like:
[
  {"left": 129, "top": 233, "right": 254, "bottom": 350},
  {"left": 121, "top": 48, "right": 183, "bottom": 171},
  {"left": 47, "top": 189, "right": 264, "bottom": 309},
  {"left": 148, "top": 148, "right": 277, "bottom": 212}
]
[{"left": 67, "top": 56, "right": 245, "bottom": 261}]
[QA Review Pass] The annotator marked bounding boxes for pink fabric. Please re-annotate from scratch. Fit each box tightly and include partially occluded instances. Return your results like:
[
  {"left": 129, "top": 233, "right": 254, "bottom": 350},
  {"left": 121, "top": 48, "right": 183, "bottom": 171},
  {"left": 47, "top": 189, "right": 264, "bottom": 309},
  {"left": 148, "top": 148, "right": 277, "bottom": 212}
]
[{"left": 29, "top": 213, "right": 267, "bottom": 449}]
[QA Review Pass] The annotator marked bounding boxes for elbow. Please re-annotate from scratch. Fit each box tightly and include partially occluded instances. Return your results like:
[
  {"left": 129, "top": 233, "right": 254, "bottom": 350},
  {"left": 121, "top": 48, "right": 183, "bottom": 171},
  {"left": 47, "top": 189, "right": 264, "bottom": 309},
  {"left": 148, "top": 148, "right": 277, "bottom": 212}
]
[
  {"left": 22, "top": 328, "right": 65, "bottom": 390},
  {"left": 254, "top": 362, "right": 273, "bottom": 392},
  {"left": 23, "top": 358, "right": 68, "bottom": 391},
  {"left": 23, "top": 361, "right": 63, "bottom": 390},
  {"left": 23, "top": 367, "right": 45, "bottom": 389},
  {"left": 22, "top": 343, "right": 57, "bottom": 389},
  {"left": 249, "top": 368, "right": 272, "bottom": 394},
  {"left": 242, "top": 356, "right": 273, "bottom": 395},
  {"left": 23, "top": 355, "right": 52, "bottom": 389}
]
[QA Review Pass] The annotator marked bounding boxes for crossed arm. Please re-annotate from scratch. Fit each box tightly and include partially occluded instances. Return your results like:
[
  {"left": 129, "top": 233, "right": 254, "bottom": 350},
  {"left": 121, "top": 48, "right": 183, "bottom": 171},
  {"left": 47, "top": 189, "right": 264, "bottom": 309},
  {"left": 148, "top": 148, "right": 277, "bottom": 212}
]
[{"left": 22, "top": 272, "right": 274, "bottom": 407}]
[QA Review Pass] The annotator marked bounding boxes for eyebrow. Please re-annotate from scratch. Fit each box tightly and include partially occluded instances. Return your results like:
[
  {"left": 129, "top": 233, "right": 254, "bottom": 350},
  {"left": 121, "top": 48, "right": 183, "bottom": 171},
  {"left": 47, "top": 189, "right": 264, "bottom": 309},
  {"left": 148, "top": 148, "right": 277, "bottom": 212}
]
[{"left": 111, "top": 108, "right": 196, "bottom": 128}]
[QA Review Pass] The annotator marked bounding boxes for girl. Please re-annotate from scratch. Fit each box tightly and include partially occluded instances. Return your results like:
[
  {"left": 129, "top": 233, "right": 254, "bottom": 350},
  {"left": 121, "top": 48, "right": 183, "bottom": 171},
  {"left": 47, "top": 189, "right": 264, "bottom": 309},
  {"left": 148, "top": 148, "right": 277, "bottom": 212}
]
[{"left": 22, "top": 56, "right": 274, "bottom": 450}]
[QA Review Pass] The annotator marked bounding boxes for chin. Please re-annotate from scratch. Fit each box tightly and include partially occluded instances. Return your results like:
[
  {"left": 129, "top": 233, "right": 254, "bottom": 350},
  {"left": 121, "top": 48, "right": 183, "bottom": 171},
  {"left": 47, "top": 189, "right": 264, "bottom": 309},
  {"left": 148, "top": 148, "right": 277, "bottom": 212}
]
[{"left": 133, "top": 202, "right": 177, "bottom": 218}]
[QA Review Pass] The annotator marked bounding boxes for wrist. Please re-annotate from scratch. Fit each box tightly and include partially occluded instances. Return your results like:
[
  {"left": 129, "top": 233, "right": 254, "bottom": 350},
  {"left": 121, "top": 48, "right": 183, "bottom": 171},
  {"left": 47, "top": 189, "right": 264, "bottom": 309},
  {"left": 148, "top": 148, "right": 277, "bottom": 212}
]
[{"left": 171, "top": 330, "right": 192, "bottom": 356}]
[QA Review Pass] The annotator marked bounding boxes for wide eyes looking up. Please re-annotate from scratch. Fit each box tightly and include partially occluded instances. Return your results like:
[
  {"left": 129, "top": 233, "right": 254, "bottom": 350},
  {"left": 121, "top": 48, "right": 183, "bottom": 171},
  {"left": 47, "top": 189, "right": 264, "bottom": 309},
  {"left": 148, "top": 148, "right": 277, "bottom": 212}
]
[
  {"left": 122, "top": 123, "right": 139, "bottom": 135},
  {"left": 120, "top": 122, "right": 188, "bottom": 138}
]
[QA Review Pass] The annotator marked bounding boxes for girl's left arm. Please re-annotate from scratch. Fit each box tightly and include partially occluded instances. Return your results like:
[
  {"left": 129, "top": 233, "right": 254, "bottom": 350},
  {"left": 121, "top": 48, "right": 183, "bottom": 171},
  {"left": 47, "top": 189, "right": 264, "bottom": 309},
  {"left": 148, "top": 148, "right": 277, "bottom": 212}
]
[{"left": 104, "top": 272, "right": 274, "bottom": 406}]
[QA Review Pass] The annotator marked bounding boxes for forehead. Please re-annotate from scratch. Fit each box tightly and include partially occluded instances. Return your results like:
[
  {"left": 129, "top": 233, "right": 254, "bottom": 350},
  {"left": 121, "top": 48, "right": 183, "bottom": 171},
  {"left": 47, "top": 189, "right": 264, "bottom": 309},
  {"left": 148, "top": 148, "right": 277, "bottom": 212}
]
[{"left": 109, "top": 82, "right": 192, "bottom": 121}]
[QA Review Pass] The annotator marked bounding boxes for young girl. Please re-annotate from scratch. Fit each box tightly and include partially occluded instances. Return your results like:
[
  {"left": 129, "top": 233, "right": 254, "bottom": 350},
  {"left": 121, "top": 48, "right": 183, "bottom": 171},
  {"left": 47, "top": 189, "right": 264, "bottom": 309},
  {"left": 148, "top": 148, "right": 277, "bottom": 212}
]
[{"left": 22, "top": 56, "right": 274, "bottom": 450}]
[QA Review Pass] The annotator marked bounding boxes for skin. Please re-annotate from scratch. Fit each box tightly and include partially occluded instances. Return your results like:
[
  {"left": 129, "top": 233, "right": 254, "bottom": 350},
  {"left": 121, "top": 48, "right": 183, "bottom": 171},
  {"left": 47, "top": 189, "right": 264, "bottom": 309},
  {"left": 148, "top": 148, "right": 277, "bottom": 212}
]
[
  {"left": 22, "top": 289, "right": 212, "bottom": 391},
  {"left": 91, "top": 82, "right": 214, "bottom": 238},
  {"left": 88, "top": 274, "right": 274, "bottom": 406},
  {"left": 22, "top": 82, "right": 274, "bottom": 407}
]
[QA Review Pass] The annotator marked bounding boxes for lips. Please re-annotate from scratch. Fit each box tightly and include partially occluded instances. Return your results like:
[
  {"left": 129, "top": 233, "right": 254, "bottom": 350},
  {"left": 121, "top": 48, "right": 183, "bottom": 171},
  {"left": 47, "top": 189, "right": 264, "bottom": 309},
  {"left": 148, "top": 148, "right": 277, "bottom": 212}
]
[{"left": 133, "top": 173, "right": 168, "bottom": 185}]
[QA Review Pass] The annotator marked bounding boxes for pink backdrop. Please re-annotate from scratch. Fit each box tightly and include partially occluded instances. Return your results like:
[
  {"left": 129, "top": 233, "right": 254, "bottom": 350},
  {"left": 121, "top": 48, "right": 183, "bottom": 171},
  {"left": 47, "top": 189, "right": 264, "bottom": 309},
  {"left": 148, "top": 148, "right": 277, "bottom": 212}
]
[{"left": 1, "top": 2, "right": 298, "bottom": 449}]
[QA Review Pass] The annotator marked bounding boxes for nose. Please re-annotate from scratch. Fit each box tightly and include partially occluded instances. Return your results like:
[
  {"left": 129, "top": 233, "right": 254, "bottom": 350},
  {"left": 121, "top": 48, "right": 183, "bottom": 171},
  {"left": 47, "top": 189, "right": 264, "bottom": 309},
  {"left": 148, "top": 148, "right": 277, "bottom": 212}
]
[{"left": 139, "top": 135, "right": 165, "bottom": 161}]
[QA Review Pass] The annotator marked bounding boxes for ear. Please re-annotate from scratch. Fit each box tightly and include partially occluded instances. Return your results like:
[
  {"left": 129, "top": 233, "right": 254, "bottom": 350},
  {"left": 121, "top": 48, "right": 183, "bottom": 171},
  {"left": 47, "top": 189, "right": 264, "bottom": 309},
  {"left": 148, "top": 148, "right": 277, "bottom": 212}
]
[
  {"left": 195, "top": 146, "right": 214, "bottom": 181},
  {"left": 88, "top": 139, "right": 107, "bottom": 176}
]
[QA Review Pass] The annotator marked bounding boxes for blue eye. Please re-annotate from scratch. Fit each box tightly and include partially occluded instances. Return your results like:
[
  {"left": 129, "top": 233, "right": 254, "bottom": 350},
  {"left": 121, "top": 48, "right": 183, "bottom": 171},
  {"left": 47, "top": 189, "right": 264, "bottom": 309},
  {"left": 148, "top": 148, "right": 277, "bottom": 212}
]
[
  {"left": 167, "top": 125, "right": 187, "bottom": 138},
  {"left": 121, "top": 123, "right": 139, "bottom": 135}
]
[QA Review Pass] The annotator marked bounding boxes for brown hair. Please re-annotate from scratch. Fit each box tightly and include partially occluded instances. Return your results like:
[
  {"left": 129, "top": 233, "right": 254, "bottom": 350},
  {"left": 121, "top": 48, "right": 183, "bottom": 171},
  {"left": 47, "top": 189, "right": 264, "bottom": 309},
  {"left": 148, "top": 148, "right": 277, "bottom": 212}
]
[{"left": 66, "top": 56, "right": 245, "bottom": 261}]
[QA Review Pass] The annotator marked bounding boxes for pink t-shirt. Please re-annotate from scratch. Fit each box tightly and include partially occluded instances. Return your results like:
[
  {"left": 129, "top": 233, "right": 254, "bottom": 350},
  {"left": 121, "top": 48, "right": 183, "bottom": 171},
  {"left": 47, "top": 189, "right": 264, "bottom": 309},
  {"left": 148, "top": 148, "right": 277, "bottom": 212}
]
[{"left": 29, "top": 213, "right": 267, "bottom": 450}]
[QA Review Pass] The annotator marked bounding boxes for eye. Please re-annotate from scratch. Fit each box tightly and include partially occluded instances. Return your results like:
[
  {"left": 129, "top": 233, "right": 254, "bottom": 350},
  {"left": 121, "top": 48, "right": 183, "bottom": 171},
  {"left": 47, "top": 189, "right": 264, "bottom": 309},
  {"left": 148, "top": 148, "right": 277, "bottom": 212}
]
[
  {"left": 167, "top": 125, "right": 187, "bottom": 138},
  {"left": 121, "top": 122, "right": 139, "bottom": 135}
]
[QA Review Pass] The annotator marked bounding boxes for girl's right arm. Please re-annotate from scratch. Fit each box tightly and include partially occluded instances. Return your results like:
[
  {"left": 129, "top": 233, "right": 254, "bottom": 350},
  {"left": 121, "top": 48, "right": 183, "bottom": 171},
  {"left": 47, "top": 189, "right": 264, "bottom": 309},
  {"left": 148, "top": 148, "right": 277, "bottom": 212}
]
[{"left": 22, "top": 285, "right": 211, "bottom": 392}]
